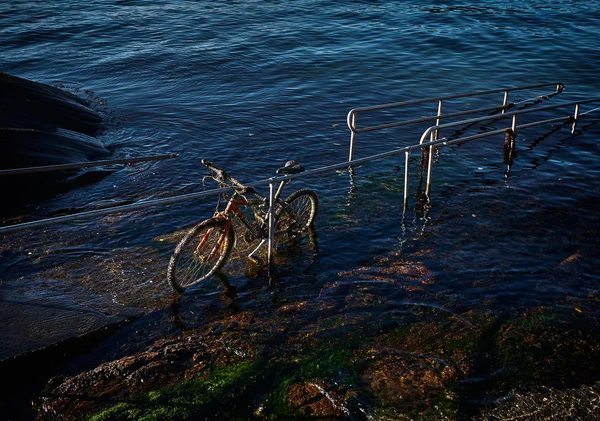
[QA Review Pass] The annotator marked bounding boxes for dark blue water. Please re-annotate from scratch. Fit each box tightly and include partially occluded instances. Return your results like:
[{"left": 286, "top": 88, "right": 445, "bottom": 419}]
[{"left": 1, "top": 1, "right": 600, "bottom": 360}]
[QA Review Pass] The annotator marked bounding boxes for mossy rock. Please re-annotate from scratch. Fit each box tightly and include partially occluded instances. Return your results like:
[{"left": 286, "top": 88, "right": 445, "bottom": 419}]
[{"left": 493, "top": 308, "right": 600, "bottom": 390}]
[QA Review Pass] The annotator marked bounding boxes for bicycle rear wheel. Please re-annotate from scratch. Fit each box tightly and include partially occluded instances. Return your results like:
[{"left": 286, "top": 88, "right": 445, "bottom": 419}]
[
  {"left": 275, "top": 189, "right": 318, "bottom": 240},
  {"left": 167, "top": 218, "right": 234, "bottom": 292}
]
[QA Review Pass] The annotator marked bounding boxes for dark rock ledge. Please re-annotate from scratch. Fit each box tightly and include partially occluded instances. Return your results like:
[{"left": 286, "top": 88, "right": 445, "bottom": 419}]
[{"left": 0, "top": 72, "right": 110, "bottom": 206}]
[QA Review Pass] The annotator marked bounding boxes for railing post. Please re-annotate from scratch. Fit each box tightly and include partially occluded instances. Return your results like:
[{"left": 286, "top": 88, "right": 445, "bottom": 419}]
[
  {"left": 572, "top": 103, "right": 580, "bottom": 133},
  {"left": 425, "top": 131, "right": 435, "bottom": 198},
  {"left": 504, "top": 128, "right": 516, "bottom": 167},
  {"left": 435, "top": 100, "right": 443, "bottom": 140},
  {"left": 404, "top": 150, "right": 410, "bottom": 208},
  {"left": 502, "top": 91, "right": 509, "bottom": 114},
  {"left": 267, "top": 179, "right": 276, "bottom": 266},
  {"left": 348, "top": 112, "right": 357, "bottom": 161}
]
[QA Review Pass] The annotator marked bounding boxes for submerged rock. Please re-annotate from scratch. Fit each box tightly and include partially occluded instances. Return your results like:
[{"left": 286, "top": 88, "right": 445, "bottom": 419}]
[
  {"left": 476, "top": 382, "right": 600, "bottom": 421},
  {"left": 286, "top": 379, "right": 353, "bottom": 419},
  {"left": 29, "top": 267, "right": 600, "bottom": 420}
]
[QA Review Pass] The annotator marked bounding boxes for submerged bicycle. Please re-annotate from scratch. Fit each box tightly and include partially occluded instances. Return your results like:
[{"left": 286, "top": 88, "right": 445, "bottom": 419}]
[{"left": 167, "top": 159, "right": 318, "bottom": 292}]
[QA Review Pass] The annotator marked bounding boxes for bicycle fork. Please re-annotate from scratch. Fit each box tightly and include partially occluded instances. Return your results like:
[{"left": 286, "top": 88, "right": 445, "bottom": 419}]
[{"left": 197, "top": 221, "right": 231, "bottom": 262}]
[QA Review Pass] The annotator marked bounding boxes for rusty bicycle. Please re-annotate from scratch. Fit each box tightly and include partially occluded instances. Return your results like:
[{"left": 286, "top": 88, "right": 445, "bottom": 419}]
[{"left": 167, "top": 159, "right": 318, "bottom": 292}]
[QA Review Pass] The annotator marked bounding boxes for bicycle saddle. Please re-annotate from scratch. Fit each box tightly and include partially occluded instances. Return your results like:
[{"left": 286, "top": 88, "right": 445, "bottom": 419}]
[{"left": 276, "top": 160, "right": 305, "bottom": 175}]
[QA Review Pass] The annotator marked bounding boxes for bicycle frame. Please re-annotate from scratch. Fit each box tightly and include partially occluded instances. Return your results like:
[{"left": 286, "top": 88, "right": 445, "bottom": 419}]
[
  {"left": 167, "top": 159, "right": 318, "bottom": 291},
  {"left": 216, "top": 179, "right": 289, "bottom": 262}
]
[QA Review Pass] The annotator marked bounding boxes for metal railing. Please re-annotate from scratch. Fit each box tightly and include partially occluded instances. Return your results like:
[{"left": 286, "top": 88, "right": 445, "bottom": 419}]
[
  {"left": 417, "top": 97, "right": 600, "bottom": 197},
  {"left": 347, "top": 82, "right": 565, "bottom": 161},
  {"left": 2, "top": 88, "right": 600, "bottom": 267},
  {"left": 0, "top": 153, "right": 177, "bottom": 176}
]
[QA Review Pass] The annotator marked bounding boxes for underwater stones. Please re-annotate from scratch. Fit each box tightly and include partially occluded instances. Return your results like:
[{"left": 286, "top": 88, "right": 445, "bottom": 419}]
[
  {"left": 35, "top": 313, "right": 268, "bottom": 420},
  {"left": 286, "top": 379, "right": 354, "bottom": 419},
  {"left": 32, "top": 284, "right": 600, "bottom": 420},
  {"left": 493, "top": 310, "right": 600, "bottom": 389},
  {"left": 337, "top": 258, "right": 435, "bottom": 291},
  {"left": 352, "top": 316, "right": 481, "bottom": 419},
  {"left": 360, "top": 350, "right": 458, "bottom": 415},
  {"left": 475, "top": 381, "right": 600, "bottom": 421}
]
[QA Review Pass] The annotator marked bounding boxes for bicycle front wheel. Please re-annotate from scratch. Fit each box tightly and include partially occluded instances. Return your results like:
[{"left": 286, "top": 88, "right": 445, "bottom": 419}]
[
  {"left": 275, "top": 189, "right": 318, "bottom": 240},
  {"left": 167, "top": 219, "right": 235, "bottom": 292}
]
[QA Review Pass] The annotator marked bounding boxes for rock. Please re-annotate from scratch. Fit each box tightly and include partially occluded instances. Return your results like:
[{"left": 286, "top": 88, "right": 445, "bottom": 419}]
[
  {"left": 0, "top": 127, "right": 111, "bottom": 206},
  {"left": 36, "top": 334, "right": 213, "bottom": 420},
  {"left": 0, "top": 73, "right": 110, "bottom": 208},
  {"left": 31, "top": 284, "right": 600, "bottom": 420},
  {"left": 360, "top": 350, "right": 458, "bottom": 411},
  {"left": 0, "top": 127, "right": 110, "bottom": 173},
  {"left": 286, "top": 379, "right": 352, "bottom": 419},
  {"left": 475, "top": 382, "right": 600, "bottom": 421},
  {"left": 0, "top": 72, "right": 103, "bottom": 135},
  {"left": 33, "top": 308, "right": 270, "bottom": 421}
]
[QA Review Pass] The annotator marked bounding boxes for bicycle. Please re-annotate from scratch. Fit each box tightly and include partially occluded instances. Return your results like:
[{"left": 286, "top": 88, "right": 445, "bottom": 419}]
[{"left": 167, "top": 159, "right": 318, "bottom": 292}]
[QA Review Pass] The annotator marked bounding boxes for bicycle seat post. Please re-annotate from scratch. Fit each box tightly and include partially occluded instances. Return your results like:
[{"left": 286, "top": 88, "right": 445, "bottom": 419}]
[{"left": 274, "top": 179, "right": 287, "bottom": 200}]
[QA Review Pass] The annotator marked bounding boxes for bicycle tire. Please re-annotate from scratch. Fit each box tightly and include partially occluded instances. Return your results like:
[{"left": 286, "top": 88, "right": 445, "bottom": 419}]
[
  {"left": 275, "top": 189, "right": 318, "bottom": 240},
  {"left": 167, "top": 218, "right": 235, "bottom": 292}
]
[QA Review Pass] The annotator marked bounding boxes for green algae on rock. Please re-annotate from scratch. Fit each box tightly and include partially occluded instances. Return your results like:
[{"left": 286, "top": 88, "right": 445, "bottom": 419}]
[{"left": 33, "top": 273, "right": 600, "bottom": 420}]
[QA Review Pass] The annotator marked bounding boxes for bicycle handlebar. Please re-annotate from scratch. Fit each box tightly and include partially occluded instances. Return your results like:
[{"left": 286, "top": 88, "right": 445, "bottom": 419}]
[
  {"left": 202, "top": 158, "right": 305, "bottom": 195},
  {"left": 201, "top": 159, "right": 256, "bottom": 195}
]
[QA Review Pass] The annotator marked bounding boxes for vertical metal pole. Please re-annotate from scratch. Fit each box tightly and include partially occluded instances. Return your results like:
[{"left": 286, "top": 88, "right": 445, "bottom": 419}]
[
  {"left": 348, "top": 112, "right": 357, "bottom": 162},
  {"left": 502, "top": 91, "right": 509, "bottom": 114},
  {"left": 425, "top": 132, "right": 435, "bottom": 198},
  {"left": 267, "top": 179, "right": 276, "bottom": 266},
  {"left": 435, "top": 100, "right": 443, "bottom": 140},
  {"left": 572, "top": 103, "right": 580, "bottom": 133},
  {"left": 511, "top": 115, "right": 517, "bottom": 133},
  {"left": 404, "top": 150, "right": 410, "bottom": 208}
]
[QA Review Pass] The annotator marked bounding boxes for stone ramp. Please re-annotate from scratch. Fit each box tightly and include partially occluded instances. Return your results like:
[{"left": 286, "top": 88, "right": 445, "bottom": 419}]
[
  {"left": 0, "top": 277, "right": 143, "bottom": 421},
  {"left": 0, "top": 277, "right": 141, "bottom": 361}
]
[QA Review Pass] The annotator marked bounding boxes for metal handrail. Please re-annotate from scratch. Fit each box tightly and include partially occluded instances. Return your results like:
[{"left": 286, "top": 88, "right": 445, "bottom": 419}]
[
  {"left": 3, "top": 91, "right": 599, "bottom": 268},
  {"left": 418, "top": 97, "right": 600, "bottom": 196},
  {"left": 0, "top": 154, "right": 177, "bottom": 176},
  {"left": 1, "top": 99, "right": 597, "bottom": 232},
  {"left": 0, "top": 155, "right": 380, "bottom": 234},
  {"left": 418, "top": 97, "right": 600, "bottom": 145},
  {"left": 347, "top": 82, "right": 564, "bottom": 160},
  {"left": 0, "top": 184, "right": 237, "bottom": 234}
]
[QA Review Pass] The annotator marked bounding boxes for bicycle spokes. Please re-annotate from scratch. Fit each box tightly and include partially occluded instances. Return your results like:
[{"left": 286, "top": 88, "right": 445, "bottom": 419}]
[
  {"left": 278, "top": 197, "right": 312, "bottom": 235},
  {"left": 168, "top": 220, "right": 234, "bottom": 291}
]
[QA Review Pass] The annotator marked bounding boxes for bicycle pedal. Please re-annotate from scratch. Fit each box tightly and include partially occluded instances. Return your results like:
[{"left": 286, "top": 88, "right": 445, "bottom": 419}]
[{"left": 248, "top": 255, "right": 264, "bottom": 265}]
